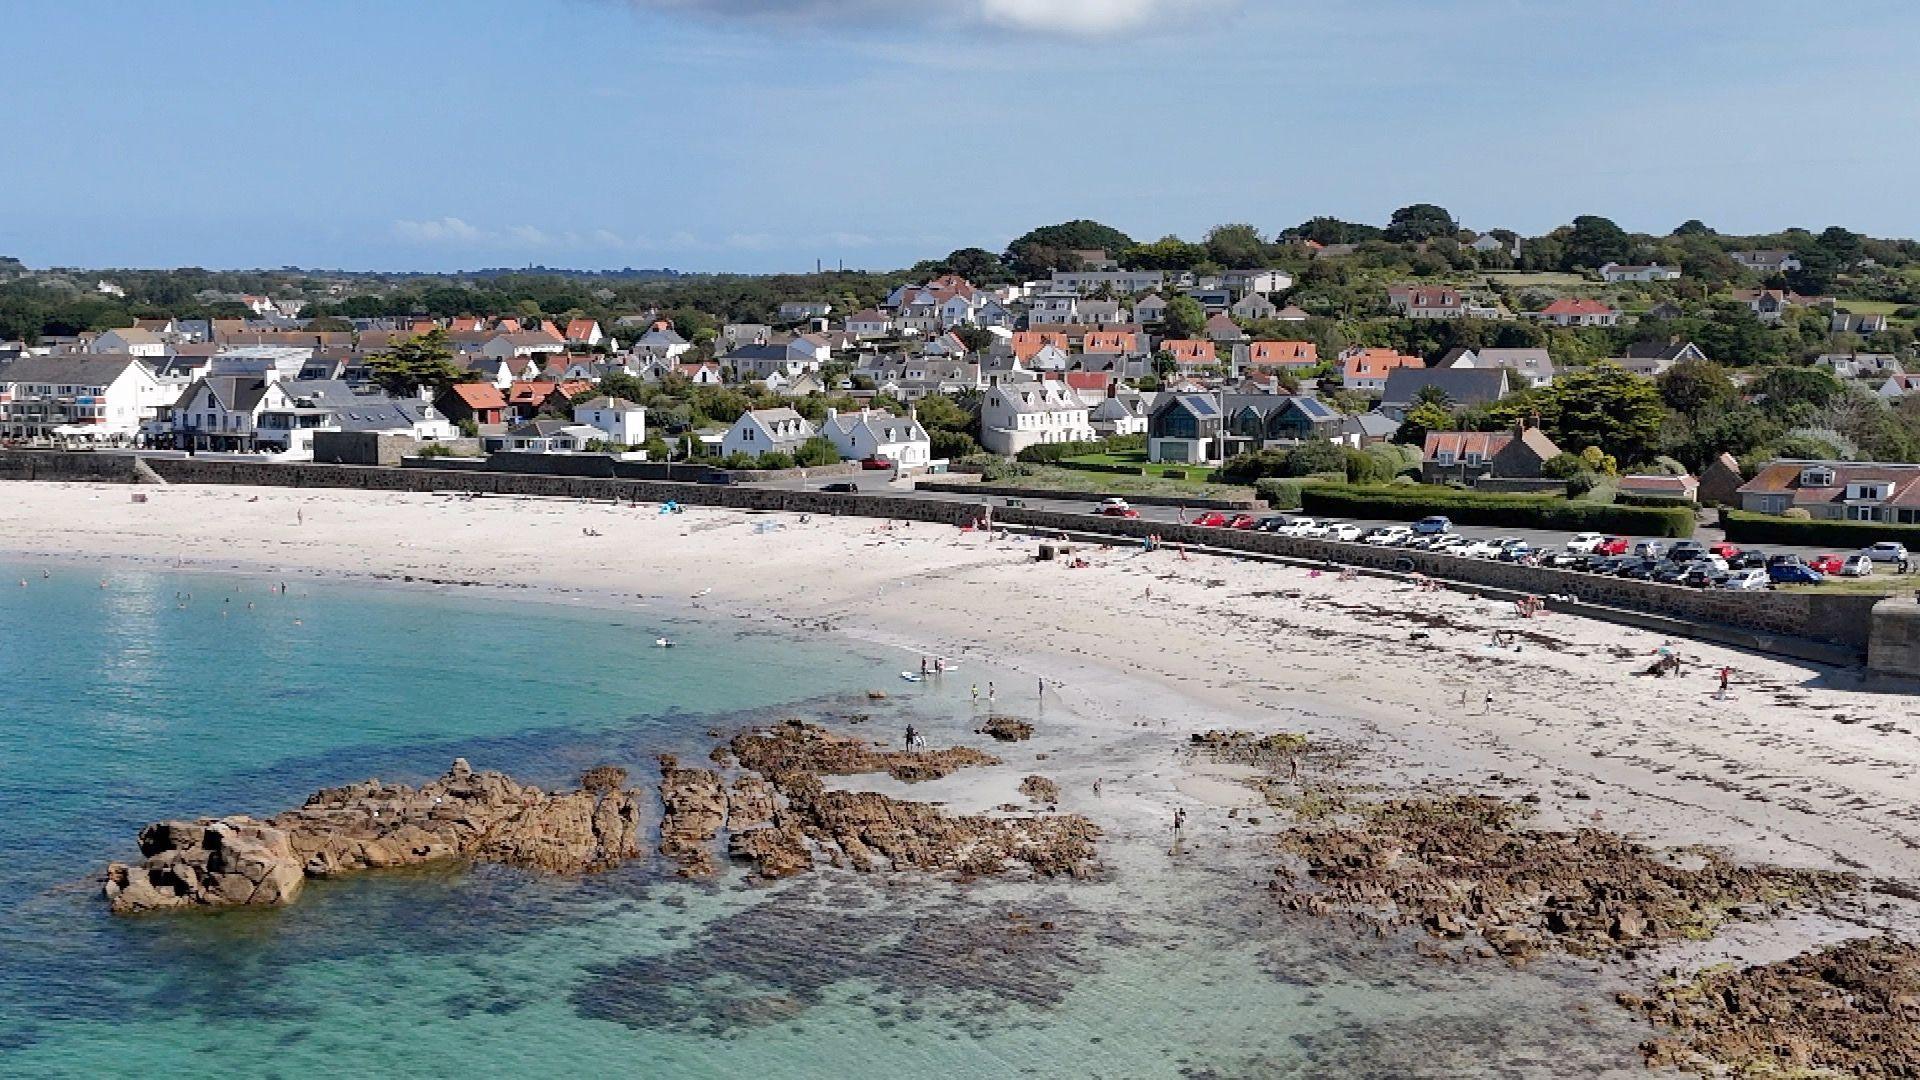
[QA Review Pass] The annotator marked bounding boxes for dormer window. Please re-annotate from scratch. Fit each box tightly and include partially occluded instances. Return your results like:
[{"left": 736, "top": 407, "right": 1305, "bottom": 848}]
[
  {"left": 1848, "top": 482, "right": 1890, "bottom": 502},
  {"left": 1800, "top": 467, "right": 1836, "bottom": 487}
]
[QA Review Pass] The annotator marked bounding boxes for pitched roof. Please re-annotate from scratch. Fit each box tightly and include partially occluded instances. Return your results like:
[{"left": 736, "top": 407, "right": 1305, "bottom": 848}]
[
  {"left": 1423, "top": 431, "right": 1513, "bottom": 460},
  {"left": 1161, "top": 339, "right": 1217, "bottom": 364},
  {"left": 0, "top": 354, "right": 145, "bottom": 386},
  {"left": 1342, "top": 348, "right": 1424, "bottom": 381},
  {"left": 1247, "top": 341, "right": 1318, "bottom": 367},
  {"left": 445, "top": 382, "right": 507, "bottom": 410},
  {"left": 1538, "top": 298, "right": 1616, "bottom": 316},
  {"left": 1382, "top": 367, "right": 1510, "bottom": 406}
]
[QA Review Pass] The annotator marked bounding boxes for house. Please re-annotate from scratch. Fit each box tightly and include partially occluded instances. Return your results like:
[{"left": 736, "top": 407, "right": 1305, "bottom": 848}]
[
  {"left": 1087, "top": 385, "right": 1150, "bottom": 438},
  {"left": 725, "top": 343, "right": 800, "bottom": 381},
  {"left": 1388, "top": 285, "right": 1466, "bottom": 319},
  {"left": 1185, "top": 287, "right": 1234, "bottom": 311},
  {"left": 1421, "top": 423, "right": 1561, "bottom": 484},
  {"left": 777, "top": 301, "right": 833, "bottom": 322},
  {"left": 1878, "top": 375, "right": 1920, "bottom": 400},
  {"left": 633, "top": 326, "right": 693, "bottom": 361},
  {"left": 1617, "top": 473, "right": 1700, "bottom": 502},
  {"left": 1230, "top": 293, "right": 1278, "bottom": 321},
  {"left": 1380, "top": 367, "right": 1511, "bottom": 419},
  {"left": 980, "top": 379, "right": 1093, "bottom": 456},
  {"left": 252, "top": 380, "right": 456, "bottom": 457},
  {"left": 1340, "top": 347, "right": 1425, "bottom": 393},
  {"left": 1046, "top": 270, "right": 1163, "bottom": 296},
  {"left": 88, "top": 327, "right": 170, "bottom": 357},
  {"left": 1833, "top": 311, "right": 1890, "bottom": 335},
  {"left": 1134, "top": 293, "right": 1168, "bottom": 323},
  {"left": 1205, "top": 312, "right": 1248, "bottom": 343},
  {"left": 1471, "top": 233, "right": 1521, "bottom": 257},
  {"left": 1338, "top": 411, "right": 1399, "bottom": 447},
  {"left": 721, "top": 407, "right": 817, "bottom": 458},
  {"left": 1435, "top": 347, "right": 1555, "bottom": 388},
  {"left": 820, "top": 407, "right": 931, "bottom": 470},
  {"left": 1160, "top": 339, "right": 1218, "bottom": 371},
  {"left": 1222, "top": 270, "right": 1293, "bottom": 295},
  {"left": 0, "top": 355, "right": 176, "bottom": 443},
  {"left": 572, "top": 395, "right": 647, "bottom": 446},
  {"left": 1273, "top": 304, "right": 1311, "bottom": 322},
  {"left": 563, "top": 319, "right": 604, "bottom": 348},
  {"left": 1011, "top": 331, "right": 1071, "bottom": 364},
  {"left": 1817, "top": 353, "right": 1903, "bottom": 380},
  {"left": 484, "top": 418, "right": 604, "bottom": 454},
  {"left": 1243, "top": 341, "right": 1319, "bottom": 372},
  {"left": 1611, "top": 340, "right": 1709, "bottom": 377},
  {"left": 1222, "top": 394, "right": 1341, "bottom": 455},
  {"left": 540, "top": 355, "right": 602, "bottom": 382},
  {"left": 675, "top": 361, "right": 724, "bottom": 385},
  {"left": 1534, "top": 298, "right": 1620, "bottom": 327},
  {"left": 1146, "top": 392, "right": 1225, "bottom": 463},
  {"left": 1083, "top": 330, "right": 1143, "bottom": 355},
  {"left": 483, "top": 331, "right": 568, "bottom": 361},
  {"left": 846, "top": 309, "right": 895, "bottom": 338},
  {"left": 1598, "top": 262, "right": 1681, "bottom": 283},
  {"left": 436, "top": 381, "right": 509, "bottom": 428},
  {"left": 505, "top": 380, "right": 566, "bottom": 421},
  {"left": 1699, "top": 452, "right": 1745, "bottom": 506},
  {"left": 164, "top": 374, "right": 271, "bottom": 450},
  {"left": 1730, "top": 250, "right": 1802, "bottom": 275},
  {"left": 1736, "top": 460, "right": 1920, "bottom": 523}
]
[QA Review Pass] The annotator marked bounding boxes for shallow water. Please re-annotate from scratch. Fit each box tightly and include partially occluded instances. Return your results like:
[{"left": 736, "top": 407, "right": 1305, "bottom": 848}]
[{"left": 0, "top": 559, "right": 1655, "bottom": 1077}]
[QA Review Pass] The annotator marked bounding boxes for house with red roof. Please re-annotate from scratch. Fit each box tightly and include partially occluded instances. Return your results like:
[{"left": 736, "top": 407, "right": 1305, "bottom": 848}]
[
  {"left": 1244, "top": 341, "right": 1319, "bottom": 371},
  {"left": 1160, "top": 339, "right": 1218, "bottom": 370},
  {"left": 1533, "top": 298, "right": 1620, "bottom": 327},
  {"left": 1421, "top": 423, "right": 1562, "bottom": 485},
  {"left": 563, "top": 318, "right": 604, "bottom": 347},
  {"left": 1011, "top": 331, "right": 1070, "bottom": 363},
  {"left": 436, "top": 381, "right": 508, "bottom": 428},
  {"left": 1736, "top": 460, "right": 1920, "bottom": 523},
  {"left": 1340, "top": 347, "right": 1425, "bottom": 392}
]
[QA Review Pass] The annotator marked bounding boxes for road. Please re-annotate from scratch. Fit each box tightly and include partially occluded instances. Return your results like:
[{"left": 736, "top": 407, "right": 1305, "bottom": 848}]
[{"left": 754, "top": 475, "right": 1854, "bottom": 565}]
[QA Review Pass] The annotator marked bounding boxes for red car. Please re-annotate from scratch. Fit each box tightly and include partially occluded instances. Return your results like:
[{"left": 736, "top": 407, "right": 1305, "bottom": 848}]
[
  {"left": 1227, "top": 514, "right": 1259, "bottom": 530},
  {"left": 1192, "top": 512, "right": 1229, "bottom": 528},
  {"left": 860, "top": 457, "right": 893, "bottom": 471},
  {"left": 1708, "top": 541, "right": 1741, "bottom": 560},
  {"left": 1095, "top": 504, "right": 1140, "bottom": 519},
  {"left": 1808, "top": 554, "right": 1845, "bottom": 575},
  {"left": 1594, "top": 536, "right": 1631, "bottom": 556}
]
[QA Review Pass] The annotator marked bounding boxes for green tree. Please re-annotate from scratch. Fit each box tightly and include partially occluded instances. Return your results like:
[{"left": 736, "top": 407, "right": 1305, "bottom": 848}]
[
  {"left": 1394, "top": 402, "right": 1455, "bottom": 446},
  {"left": 1537, "top": 362, "right": 1666, "bottom": 464},
  {"left": 1161, "top": 294, "right": 1207, "bottom": 340},
  {"left": 367, "top": 328, "right": 467, "bottom": 398},
  {"left": 1204, "top": 224, "right": 1268, "bottom": 269},
  {"left": 1003, "top": 220, "right": 1134, "bottom": 277},
  {"left": 939, "top": 247, "right": 1002, "bottom": 282},
  {"left": 1656, "top": 360, "right": 1737, "bottom": 419},
  {"left": 953, "top": 325, "right": 994, "bottom": 354},
  {"left": 1559, "top": 215, "right": 1632, "bottom": 270},
  {"left": 1119, "top": 236, "right": 1208, "bottom": 272},
  {"left": 1384, "top": 203, "right": 1458, "bottom": 244}
]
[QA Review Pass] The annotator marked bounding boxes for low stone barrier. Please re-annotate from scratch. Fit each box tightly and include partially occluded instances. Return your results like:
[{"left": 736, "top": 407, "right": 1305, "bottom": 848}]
[{"left": 918, "top": 480, "right": 1257, "bottom": 510}]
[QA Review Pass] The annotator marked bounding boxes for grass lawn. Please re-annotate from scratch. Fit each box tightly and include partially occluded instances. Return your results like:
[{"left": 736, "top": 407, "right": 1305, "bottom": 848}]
[
  {"left": 1834, "top": 299, "right": 1906, "bottom": 315},
  {"left": 1001, "top": 464, "right": 1255, "bottom": 501},
  {"left": 1058, "top": 449, "right": 1200, "bottom": 480},
  {"left": 1777, "top": 572, "right": 1917, "bottom": 596},
  {"left": 1481, "top": 272, "right": 1591, "bottom": 288}
]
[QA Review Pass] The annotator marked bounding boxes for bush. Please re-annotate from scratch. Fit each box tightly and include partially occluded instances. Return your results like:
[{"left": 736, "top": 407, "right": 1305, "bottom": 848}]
[
  {"left": 1220, "top": 441, "right": 1348, "bottom": 483},
  {"left": 1299, "top": 484, "right": 1695, "bottom": 537},
  {"left": 1016, "top": 439, "right": 1110, "bottom": 464},
  {"left": 1542, "top": 452, "right": 1585, "bottom": 480},
  {"left": 794, "top": 436, "right": 842, "bottom": 467},
  {"left": 1721, "top": 508, "right": 1920, "bottom": 547},
  {"left": 1615, "top": 491, "right": 1696, "bottom": 508},
  {"left": 929, "top": 429, "right": 979, "bottom": 460},
  {"left": 416, "top": 443, "right": 459, "bottom": 458},
  {"left": 757, "top": 451, "right": 794, "bottom": 470}
]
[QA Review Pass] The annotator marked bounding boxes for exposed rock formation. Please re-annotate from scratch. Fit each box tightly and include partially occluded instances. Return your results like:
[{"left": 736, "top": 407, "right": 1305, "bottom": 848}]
[
  {"left": 979, "top": 716, "right": 1033, "bottom": 742},
  {"left": 104, "top": 760, "right": 641, "bottom": 914},
  {"left": 657, "top": 755, "right": 727, "bottom": 877},
  {"left": 1621, "top": 936, "right": 1920, "bottom": 1076},
  {"left": 1019, "top": 775, "right": 1061, "bottom": 806},
  {"left": 730, "top": 718, "right": 998, "bottom": 785}
]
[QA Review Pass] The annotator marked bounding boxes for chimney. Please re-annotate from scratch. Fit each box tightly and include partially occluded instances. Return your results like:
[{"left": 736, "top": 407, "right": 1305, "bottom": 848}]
[{"left": 826, "top": 407, "right": 837, "bottom": 424}]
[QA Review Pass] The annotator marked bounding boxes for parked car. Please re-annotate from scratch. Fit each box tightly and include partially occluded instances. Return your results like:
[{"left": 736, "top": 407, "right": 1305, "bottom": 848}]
[
  {"left": 1616, "top": 558, "right": 1658, "bottom": 580},
  {"left": 1192, "top": 512, "right": 1229, "bottom": 528},
  {"left": 1325, "top": 523, "right": 1363, "bottom": 542},
  {"left": 1720, "top": 568, "right": 1771, "bottom": 591},
  {"left": 1729, "top": 550, "right": 1770, "bottom": 570},
  {"left": 1667, "top": 540, "right": 1706, "bottom": 562},
  {"left": 1429, "top": 534, "right": 1467, "bottom": 551},
  {"left": 1226, "top": 514, "right": 1259, "bottom": 530},
  {"left": 1094, "top": 498, "right": 1139, "bottom": 518},
  {"left": 1594, "top": 536, "right": 1631, "bottom": 556},
  {"left": 1807, "top": 554, "right": 1845, "bottom": 575},
  {"left": 1767, "top": 561, "right": 1825, "bottom": 585},
  {"left": 1290, "top": 519, "right": 1331, "bottom": 538},
  {"left": 860, "top": 457, "right": 894, "bottom": 471},
  {"left": 820, "top": 481, "right": 860, "bottom": 493},
  {"left": 1459, "top": 538, "right": 1504, "bottom": 558},
  {"left": 1862, "top": 541, "right": 1910, "bottom": 564},
  {"left": 1632, "top": 539, "right": 1666, "bottom": 559},
  {"left": 1767, "top": 553, "right": 1808, "bottom": 568},
  {"left": 1651, "top": 562, "right": 1692, "bottom": 585},
  {"left": 1682, "top": 563, "right": 1730, "bottom": 588},
  {"left": 1412, "top": 516, "right": 1453, "bottom": 535},
  {"left": 1566, "top": 532, "right": 1608, "bottom": 554},
  {"left": 1254, "top": 516, "right": 1291, "bottom": 532},
  {"left": 1841, "top": 553, "right": 1876, "bottom": 577},
  {"left": 1363, "top": 527, "right": 1409, "bottom": 545},
  {"left": 1708, "top": 542, "right": 1742, "bottom": 560}
]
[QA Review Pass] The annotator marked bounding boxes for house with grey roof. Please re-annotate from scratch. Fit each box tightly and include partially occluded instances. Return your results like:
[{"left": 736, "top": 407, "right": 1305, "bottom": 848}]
[
  {"left": 1147, "top": 392, "right": 1225, "bottom": 463},
  {"left": 1379, "top": 367, "right": 1511, "bottom": 420},
  {"left": 720, "top": 407, "right": 817, "bottom": 459},
  {"left": 0, "top": 354, "right": 175, "bottom": 443},
  {"left": 819, "top": 407, "right": 930, "bottom": 471},
  {"left": 1434, "top": 346, "right": 1555, "bottom": 388}
]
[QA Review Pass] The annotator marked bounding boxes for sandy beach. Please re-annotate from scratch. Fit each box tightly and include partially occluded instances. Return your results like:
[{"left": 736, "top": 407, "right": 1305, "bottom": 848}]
[{"left": 8, "top": 481, "right": 1920, "bottom": 965}]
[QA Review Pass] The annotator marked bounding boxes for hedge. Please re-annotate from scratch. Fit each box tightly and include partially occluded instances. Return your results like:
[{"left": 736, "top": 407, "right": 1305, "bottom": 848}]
[
  {"left": 1720, "top": 508, "right": 1920, "bottom": 547},
  {"left": 1052, "top": 460, "right": 1148, "bottom": 476},
  {"left": 1614, "top": 491, "right": 1698, "bottom": 509},
  {"left": 1300, "top": 484, "right": 1696, "bottom": 537}
]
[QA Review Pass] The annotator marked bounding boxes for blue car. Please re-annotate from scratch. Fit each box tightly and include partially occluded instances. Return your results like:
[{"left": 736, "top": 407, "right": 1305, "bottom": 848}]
[
  {"left": 1766, "top": 562, "right": 1825, "bottom": 585},
  {"left": 1412, "top": 515, "right": 1453, "bottom": 535}
]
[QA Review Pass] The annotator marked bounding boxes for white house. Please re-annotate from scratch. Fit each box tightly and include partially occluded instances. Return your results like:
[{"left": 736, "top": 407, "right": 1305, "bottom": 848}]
[
  {"left": 1730, "top": 250, "right": 1802, "bottom": 275},
  {"left": 980, "top": 379, "right": 1093, "bottom": 456},
  {"left": 846, "top": 309, "right": 895, "bottom": 338},
  {"left": 1046, "top": 270, "right": 1164, "bottom": 295},
  {"left": 483, "top": 332, "right": 568, "bottom": 361},
  {"left": 572, "top": 395, "right": 647, "bottom": 446},
  {"left": 820, "top": 407, "right": 931, "bottom": 470},
  {"left": 88, "top": 328, "right": 169, "bottom": 358},
  {"left": 721, "top": 407, "right": 817, "bottom": 458},
  {"left": 634, "top": 327, "right": 694, "bottom": 362},
  {"left": 0, "top": 355, "right": 175, "bottom": 443},
  {"left": 778, "top": 301, "right": 833, "bottom": 322},
  {"left": 788, "top": 333, "right": 832, "bottom": 368},
  {"left": 1222, "top": 270, "right": 1293, "bottom": 295},
  {"left": 1598, "top": 262, "right": 1682, "bottom": 283},
  {"left": 483, "top": 418, "right": 605, "bottom": 454}
]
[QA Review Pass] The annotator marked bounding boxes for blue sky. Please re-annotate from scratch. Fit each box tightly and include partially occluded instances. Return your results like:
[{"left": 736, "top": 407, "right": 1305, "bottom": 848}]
[{"left": 1, "top": 0, "right": 1915, "bottom": 273}]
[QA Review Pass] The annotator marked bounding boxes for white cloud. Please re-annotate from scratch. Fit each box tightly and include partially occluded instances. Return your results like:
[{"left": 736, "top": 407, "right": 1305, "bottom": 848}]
[
  {"left": 620, "top": 0, "right": 1215, "bottom": 36},
  {"left": 391, "top": 217, "right": 483, "bottom": 244}
]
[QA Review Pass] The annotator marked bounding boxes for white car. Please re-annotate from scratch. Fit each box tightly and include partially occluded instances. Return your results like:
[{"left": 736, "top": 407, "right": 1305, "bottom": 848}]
[
  {"left": 1861, "top": 542, "right": 1909, "bottom": 564},
  {"left": 1280, "top": 517, "right": 1323, "bottom": 537},
  {"left": 1720, "top": 568, "right": 1771, "bottom": 591},
  {"left": 1841, "top": 553, "right": 1876, "bottom": 577},
  {"left": 1325, "top": 523, "right": 1363, "bottom": 542},
  {"left": 1566, "top": 532, "right": 1607, "bottom": 554},
  {"left": 1459, "top": 538, "right": 1504, "bottom": 558},
  {"left": 1365, "top": 527, "right": 1411, "bottom": 546},
  {"left": 1428, "top": 534, "right": 1467, "bottom": 551}
]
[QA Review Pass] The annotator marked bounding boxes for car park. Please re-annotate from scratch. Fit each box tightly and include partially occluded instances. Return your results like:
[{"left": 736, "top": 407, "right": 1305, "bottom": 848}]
[
  {"left": 1841, "top": 553, "right": 1876, "bottom": 577},
  {"left": 1768, "top": 561, "right": 1825, "bottom": 585},
  {"left": 1412, "top": 516, "right": 1452, "bottom": 535},
  {"left": 1721, "top": 568, "right": 1771, "bottom": 591},
  {"left": 1566, "top": 532, "right": 1607, "bottom": 554},
  {"left": 1863, "top": 542, "right": 1910, "bottom": 564},
  {"left": 1192, "top": 512, "right": 1229, "bottom": 528}
]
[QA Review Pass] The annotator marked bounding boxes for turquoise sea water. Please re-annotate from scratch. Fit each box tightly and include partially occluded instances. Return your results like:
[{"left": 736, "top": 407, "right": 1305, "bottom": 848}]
[{"left": 0, "top": 559, "right": 1655, "bottom": 1078}]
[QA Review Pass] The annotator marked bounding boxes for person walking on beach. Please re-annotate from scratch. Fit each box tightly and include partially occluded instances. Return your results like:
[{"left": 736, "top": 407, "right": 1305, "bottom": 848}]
[
  {"left": 971, "top": 684, "right": 979, "bottom": 704},
  {"left": 1174, "top": 808, "right": 1186, "bottom": 832},
  {"left": 1717, "top": 666, "right": 1732, "bottom": 699},
  {"left": 988, "top": 682, "right": 996, "bottom": 703},
  {"left": 904, "top": 724, "right": 920, "bottom": 752}
]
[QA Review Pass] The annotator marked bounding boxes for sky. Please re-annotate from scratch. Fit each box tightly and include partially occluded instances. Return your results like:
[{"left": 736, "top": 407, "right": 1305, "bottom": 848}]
[{"left": 1, "top": 0, "right": 1916, "bottom": 274}]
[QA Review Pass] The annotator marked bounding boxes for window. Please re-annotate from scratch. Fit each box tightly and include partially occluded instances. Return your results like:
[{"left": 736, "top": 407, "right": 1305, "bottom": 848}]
[
  {"left": 1464, "top": 452, "right": 1483, "bottom": 466},
  {"left": 1435, "top": 451, "right": 1456, "bottom": 466},
  {"left": 1800, "top": 467, "right": 1835, "bottom": 487}
]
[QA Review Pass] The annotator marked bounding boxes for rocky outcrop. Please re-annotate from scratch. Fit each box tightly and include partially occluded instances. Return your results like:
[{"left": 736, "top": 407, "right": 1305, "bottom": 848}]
[
  {"left": 1621, "top": 936, "right": 1920, "bottom": 1077},
  {"left": 730, "top": 718, "right": 998, "bottom": 785},
  {"left": 104, "top": 760, "right": 640, "bottom": 914},
  {"left": 1019, "top": 776, "right": 1061, "bottom": 806},
  {"left": 979, "top": 716, "right": 1033, "bottom": 742},
  {"left": 657, "top": 755, "right": 727, "bottom": 877}
]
